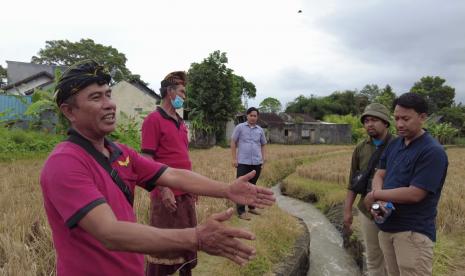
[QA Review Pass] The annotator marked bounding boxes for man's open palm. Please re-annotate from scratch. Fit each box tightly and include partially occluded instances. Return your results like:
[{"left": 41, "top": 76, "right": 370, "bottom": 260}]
[{"left": 227, "top": 170, "right": 275, "bottom": 208}]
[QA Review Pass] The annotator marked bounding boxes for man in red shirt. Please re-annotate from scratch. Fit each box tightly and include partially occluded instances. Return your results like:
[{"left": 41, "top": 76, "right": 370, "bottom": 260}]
[
  {"left": 40, "top": 60, "right": 275, "bottom": 276},
  {"left": 141, "top": 71, "right": 196, "bottom": 275}
]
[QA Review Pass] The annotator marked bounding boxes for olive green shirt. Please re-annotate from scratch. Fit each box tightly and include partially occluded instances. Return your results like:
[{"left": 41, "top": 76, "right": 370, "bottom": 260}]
[{"left": 349, "top": 133, "right": 395, "bottom": 217}]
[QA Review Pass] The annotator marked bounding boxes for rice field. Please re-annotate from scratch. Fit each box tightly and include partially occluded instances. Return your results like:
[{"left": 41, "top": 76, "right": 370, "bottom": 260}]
[
  {"left": 282, "top": 146, "right": 465, "bottom": 275},
  {"left": 1, "top": 144, "right": 338, "bottom": 276},
  {"left": 5, "top": 143, "right": 460, "bottom": 275}
]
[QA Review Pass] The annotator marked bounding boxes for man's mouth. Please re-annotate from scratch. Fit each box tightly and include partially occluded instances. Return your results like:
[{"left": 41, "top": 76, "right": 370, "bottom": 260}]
[{"left": 102, "top": 113, "right": 115, "bottom": 122}]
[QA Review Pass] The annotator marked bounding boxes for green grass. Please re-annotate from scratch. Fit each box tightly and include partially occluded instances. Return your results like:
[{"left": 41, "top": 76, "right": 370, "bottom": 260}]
[
  {"left": 281, "top": 174, "right": 346, "bottom": 212},
  {"left": 433, "top": 232, "right": 465, "bottom": 275},
  {"left": 260, "top": 157, "right": 307, "bottom": 187},
  {"left": 0, "top": 128, "right": 64, "bottom": 162},
  {"left": 195, "top": 206, "right": 302, "bottom": 276},
  {"left": 0, "top": 151, "right": 50, "bottom": 162},
  {"left": 260, "top": 148, "right": 352, "bottom": 188}
]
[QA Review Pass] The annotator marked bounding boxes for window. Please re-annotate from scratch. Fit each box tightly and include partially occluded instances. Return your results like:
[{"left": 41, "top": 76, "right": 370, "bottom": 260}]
[
  {"left": 285, "top": 129, "right": 289, "bottom": 136},
  {"left": 302, "top": 129, "right": 310, "bottom": 138}
]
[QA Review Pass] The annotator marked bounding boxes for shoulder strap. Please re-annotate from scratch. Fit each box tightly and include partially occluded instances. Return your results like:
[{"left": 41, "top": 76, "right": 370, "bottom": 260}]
[
  {"left": 365, "top": 138, "right": 389, "bottom": 175},
  {"left": 66, "top": 132, "right": 134, "bottom": 206}
]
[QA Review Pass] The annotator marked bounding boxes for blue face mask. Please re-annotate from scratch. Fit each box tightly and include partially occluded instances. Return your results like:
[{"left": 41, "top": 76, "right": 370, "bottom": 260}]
[{"left": 171, "top": 95, "right": 184, "bottom": 109}]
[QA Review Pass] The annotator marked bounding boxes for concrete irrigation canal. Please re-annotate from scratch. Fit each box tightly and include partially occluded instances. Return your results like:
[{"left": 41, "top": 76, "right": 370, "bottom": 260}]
[{"left": 273, "top": 185, "right": 361, "bottom": 276}]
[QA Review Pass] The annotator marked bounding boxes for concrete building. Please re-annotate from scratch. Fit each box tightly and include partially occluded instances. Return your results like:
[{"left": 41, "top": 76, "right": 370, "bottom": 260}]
[
  {"left": 110, "top": 79, "right": 161, "bottom": 124},
  {"left": 231, "top": 112, "right": 352, "bottom": 144}
]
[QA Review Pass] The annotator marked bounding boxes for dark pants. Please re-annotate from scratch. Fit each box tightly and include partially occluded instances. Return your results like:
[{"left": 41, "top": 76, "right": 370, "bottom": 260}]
[{"left": 236, "top": 164, "right": 262, "bottom": 215}]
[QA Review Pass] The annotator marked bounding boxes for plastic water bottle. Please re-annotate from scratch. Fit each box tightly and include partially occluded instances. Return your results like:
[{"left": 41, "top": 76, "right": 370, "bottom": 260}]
[{"left": 371, "top": 202, "right": 395, "bottom": 224}]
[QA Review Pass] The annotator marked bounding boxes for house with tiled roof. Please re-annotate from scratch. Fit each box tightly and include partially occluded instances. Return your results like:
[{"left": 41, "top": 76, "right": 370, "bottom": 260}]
[{"left": 230, "top": 112, "right": 351, "bottom": 144}]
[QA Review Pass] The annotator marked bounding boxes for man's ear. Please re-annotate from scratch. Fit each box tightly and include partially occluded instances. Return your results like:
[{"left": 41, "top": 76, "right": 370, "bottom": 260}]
[
  {"left": 60, "top": 103, "right": 75, "bottom": 123},
  {"left": 419, "top": 112, "right": 427, "bottom": 123},
  {"left": 168, "top": 87, "right": 178, "bottom": 100}
]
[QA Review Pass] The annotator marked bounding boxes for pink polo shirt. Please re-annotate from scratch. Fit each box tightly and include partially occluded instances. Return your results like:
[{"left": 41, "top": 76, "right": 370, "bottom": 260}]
[
  {"left": 40, "top": 139, "right": 167, "bottom": 276},
  {"left": 141, "top": 107, "right": 191, "bottom": 197}
]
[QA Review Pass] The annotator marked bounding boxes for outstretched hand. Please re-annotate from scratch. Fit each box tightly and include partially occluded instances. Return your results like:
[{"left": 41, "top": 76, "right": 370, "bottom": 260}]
[
  {"left": 226, "top": 170, "right": 275, "bottom": 208},
  {"left": 196, "top": 208, "right": 256, "bottom": 265}
]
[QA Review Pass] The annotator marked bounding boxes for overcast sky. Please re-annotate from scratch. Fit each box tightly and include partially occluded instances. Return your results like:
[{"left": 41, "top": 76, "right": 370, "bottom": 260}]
[{"left": 1, "top": 0, "right": 464, "bottom": 108}]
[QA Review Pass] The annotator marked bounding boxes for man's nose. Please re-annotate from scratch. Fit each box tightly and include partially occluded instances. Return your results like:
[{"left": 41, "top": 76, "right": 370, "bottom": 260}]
[{"left": 103, "top": 97, "right": 116, "bottom": 110}]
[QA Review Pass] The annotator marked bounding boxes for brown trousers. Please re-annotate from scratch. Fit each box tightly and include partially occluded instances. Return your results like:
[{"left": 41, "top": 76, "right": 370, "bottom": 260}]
[
  {"left": 146, "top": 193, "right": 197, "bottom": 276},
  {"left": 360, "top": 213, "right": 387, "bottom": 276},
  {"left": 378, "top": 231, "right": 434, "bottom": 276}
]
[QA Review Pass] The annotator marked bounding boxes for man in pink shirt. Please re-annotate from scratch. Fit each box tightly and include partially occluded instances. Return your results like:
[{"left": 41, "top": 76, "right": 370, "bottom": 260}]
[
  {"left": 40, "top": 60, "right": 275, "bottom": 276},
  {"left": 141, "top": 71, "right": 197, "bottom": 275}
]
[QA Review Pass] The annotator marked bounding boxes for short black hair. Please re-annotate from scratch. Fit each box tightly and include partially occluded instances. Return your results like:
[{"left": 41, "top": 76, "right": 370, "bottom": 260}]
[
  {"left": 392, "top": 93, "right": 428, "bottom": 114},
  {"left": 160, "top": 85, "right": 177, "bottom": 99},
  {"left": 246, "top": 107, "right": 259, "bottom": 115}
]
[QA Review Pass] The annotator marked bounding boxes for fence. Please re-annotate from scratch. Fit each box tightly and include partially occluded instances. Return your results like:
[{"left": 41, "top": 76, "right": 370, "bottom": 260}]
[{"left": 0, "top": 94, "right": 32, "bottom": 121}]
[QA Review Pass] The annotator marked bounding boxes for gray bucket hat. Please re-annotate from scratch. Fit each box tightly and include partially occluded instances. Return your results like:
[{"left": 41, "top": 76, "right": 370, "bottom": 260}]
[{"left": 361, "top": 103, "right": 391, "bottom": 126}]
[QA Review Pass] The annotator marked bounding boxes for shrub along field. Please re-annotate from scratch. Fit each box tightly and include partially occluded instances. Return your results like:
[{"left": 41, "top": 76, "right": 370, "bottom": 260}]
[
  {"left": 1, "top": 139, "right": 351, "bottom": 276},
  {"left": 0, "top": 128, "right": 64, "bottom": 162},
  {"left": 281, "top": 146, "right": 465, "bottom": 276}
]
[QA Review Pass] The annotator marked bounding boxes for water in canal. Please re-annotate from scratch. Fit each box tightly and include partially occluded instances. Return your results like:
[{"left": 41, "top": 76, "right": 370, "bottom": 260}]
[{"left": 273, "top": 185, "right": 361, "bottom": 276}]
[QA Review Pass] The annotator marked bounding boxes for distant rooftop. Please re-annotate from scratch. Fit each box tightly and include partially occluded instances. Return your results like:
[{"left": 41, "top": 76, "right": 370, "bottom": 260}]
[{"left": 6, "top": 61, "right": 67, "bottom": 84}]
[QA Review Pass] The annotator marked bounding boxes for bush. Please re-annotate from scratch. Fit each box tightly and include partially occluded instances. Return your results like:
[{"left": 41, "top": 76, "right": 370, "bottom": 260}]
[
  {"left": 0, "top": 115, "right": 143, "bottom": 161},
  {"left": 9, "top": 129, "right": 33, "bottom": 145},
  {"left": 323, "top": 114, "right": 365, "bottom": 143},
  {"left": 0, "top": 128, "right": 65, "bottom": 161},
  {"left": 108, "top": 112, "right": 141, "bottom": 150},
  {"left": 426, "top": 122, "right": 459, "bottom": 144}
]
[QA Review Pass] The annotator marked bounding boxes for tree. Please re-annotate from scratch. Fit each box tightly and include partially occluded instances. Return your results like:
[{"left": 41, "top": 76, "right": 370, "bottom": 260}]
[
  {"left": 31, "top": 39, "right": 143, "bottom": 83},
  {"left": 286, "top": 95, "right": 328, "bottom": 119},
  {"left": 437, "top": 105, "right": 465, "bottom": 135},
  {"left": 374, "top": 84, "right": 396, "bottom": 110},
  {"left": 187, "top": 50, "right": 249, "bottom": 146},
  {"left": 360, "top": 84, "right": 382, "bottom": 103},
  {"left": 259, "top": 97, "right": 282, "bottom": 113},
  {"left": 326, "top": 90, "right": 360, "bottom": 115},
  {"left": 285, "top": 91, "right": 360, "bottom": 120},
  {"left": 410, "top": 76, "right": 455, "bottom": 114},
  {"left": 0, "top": 65, "right": 6, "bottom": 87},
  {"left": 233, "top": 75, "right": 256, "bottom": 110},
  {"left": 24, "top": 69, "right": 69, "bottom": 132}
]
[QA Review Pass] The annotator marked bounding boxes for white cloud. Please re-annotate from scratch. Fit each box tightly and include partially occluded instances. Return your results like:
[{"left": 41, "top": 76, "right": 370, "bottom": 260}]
[{"left": 2, "top": 0, "right": 464, "bottom": 106}]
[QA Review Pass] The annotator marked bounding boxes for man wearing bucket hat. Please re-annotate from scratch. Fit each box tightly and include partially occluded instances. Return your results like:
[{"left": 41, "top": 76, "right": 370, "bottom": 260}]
[
  {"left": 40, "top": 60, "right": 275, "bottom": 276},
  {"left": 344, "top": 103, "right": 395, "bottom": 276}
]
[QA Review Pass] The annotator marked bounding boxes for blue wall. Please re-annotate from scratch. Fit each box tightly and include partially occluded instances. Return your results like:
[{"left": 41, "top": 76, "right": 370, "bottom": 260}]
[{"left": 0, "top": 94, "right": 32, "bottom": 121}]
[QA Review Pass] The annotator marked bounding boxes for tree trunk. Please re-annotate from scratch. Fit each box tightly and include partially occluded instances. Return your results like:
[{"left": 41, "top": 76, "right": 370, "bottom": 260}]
[{"left": 190, "top": 129, "right": 216, "bottom": 148}]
